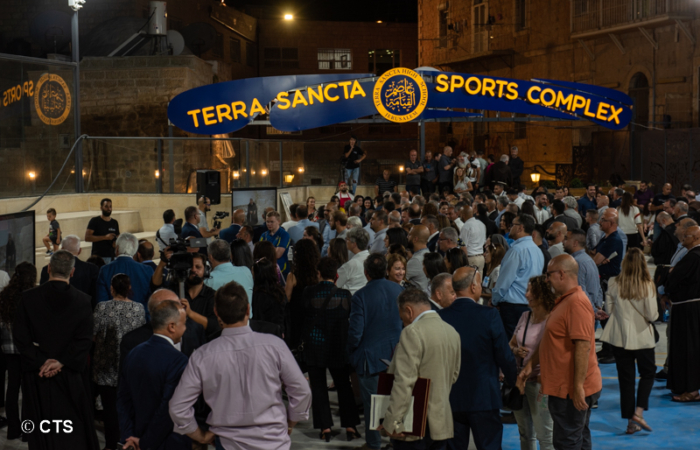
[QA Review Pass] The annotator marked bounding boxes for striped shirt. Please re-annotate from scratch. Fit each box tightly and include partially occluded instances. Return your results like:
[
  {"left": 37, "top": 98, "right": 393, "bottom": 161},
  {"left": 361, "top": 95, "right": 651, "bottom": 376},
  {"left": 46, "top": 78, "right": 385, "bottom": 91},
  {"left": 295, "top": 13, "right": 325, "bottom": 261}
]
[{"left": 375, "top": 177, "right": 397, "bottom": 195}]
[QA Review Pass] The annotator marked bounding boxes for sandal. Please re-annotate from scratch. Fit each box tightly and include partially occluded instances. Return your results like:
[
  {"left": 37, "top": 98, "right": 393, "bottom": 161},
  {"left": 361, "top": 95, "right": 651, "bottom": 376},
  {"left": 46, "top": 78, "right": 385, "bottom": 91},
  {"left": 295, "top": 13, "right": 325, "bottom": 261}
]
[
  {"left": 672, "top": 392, "right": 700, "bottom": 403},
  {"left": 626, "top": 423, "right": 641, "bottom": 435},
  {"left": 632, "top": 414, "right": 652, "bottom": 432}
]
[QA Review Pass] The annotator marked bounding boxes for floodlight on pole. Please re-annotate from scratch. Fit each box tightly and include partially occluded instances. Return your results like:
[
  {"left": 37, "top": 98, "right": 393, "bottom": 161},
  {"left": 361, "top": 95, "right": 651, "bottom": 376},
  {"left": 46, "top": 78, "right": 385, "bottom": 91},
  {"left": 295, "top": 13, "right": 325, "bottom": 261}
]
[{"left": 69, "top": 0, "right": 86, "bottom": 11}]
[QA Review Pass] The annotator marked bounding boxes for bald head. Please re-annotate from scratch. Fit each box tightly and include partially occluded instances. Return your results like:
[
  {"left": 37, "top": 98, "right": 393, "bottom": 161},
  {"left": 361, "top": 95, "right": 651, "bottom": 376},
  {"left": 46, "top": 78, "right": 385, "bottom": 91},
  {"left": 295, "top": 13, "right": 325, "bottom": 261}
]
[
  {"left": 547, "top": 254, "right": 579, "bottom": 295},
  {"left": 657, "top": 211, "right": 673, "bottom": 226},
  {"left": 548, "top": 221, "right": 567, "bottom": 243},
  {"left": 389, "top": 210, "right": 402, "bottom": 227},
  {"left": 452, "top": 266, "right": 476, "bottom": 293},
  {"left": 409, "top": 224, "right": 430, "bottom": 246},
  {"left": 684, "top": 225, "right": 700, "bottom": 248},
  {"left": 233, "top": 209, "right": 245, "bottom": 224},
  {"left": 148, "top": 288, "right": 180, "bottom": 315},
  {"left": 597, "top": 195, "right": 609, "bottom": 208},
  {"left": 549, "top": 254, "right": 579, "bottom": 276}
]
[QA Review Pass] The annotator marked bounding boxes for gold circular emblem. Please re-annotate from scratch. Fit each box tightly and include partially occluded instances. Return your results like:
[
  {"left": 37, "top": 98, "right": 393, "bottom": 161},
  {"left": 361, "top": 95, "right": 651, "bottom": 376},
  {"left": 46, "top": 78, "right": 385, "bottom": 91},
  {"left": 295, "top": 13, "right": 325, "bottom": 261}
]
[
  {"left": 373, "top": 68, "right": 428, "bottom": 123},
  {"left": 34, "top": 73, "right": 72, "bottom": 126}
]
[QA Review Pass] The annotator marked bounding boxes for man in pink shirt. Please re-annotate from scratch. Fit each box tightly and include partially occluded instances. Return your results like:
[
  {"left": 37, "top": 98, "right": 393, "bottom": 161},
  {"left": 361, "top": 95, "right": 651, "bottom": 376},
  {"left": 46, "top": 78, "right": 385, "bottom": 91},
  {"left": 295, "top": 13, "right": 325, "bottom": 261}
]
[{"left": 169, "top": 282, "right": 311, "bottom": 450}]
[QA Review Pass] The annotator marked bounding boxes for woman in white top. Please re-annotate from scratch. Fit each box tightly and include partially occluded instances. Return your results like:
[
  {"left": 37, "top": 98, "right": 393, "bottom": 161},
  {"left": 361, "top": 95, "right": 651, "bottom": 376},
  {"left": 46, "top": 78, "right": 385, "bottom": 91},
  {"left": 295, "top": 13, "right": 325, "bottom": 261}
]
[
  {"left": 452, "top": 167, "right": 473, "bottom": 195},
  {"left": 641, "top": 202, "right": 655, "bottom": 239},
  {"left": 481, "top": 242, "right": 506, "bottom": 305},
  {"left": 617, "top": 192, "right": 647, "bottom": 250},
  {"left": 600, "top": 248, "right": 657, "bottom": 435}
]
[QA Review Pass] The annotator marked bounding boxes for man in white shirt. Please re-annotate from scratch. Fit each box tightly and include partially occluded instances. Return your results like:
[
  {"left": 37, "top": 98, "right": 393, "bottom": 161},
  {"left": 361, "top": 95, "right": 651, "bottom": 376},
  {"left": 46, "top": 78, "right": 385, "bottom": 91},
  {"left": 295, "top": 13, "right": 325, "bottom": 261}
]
[
  {"left": 507, "top": 188, "right": 525, "bottom": 208},
  {"left": 336, "top": 228, "right": 371, "bottom": 295},
  {"left": 458, "top": 205, "right": 487, "bottom": 271},
  {"left": 535, "top": 193, "right": 551, "bottom": 225},
  {"left": 281, "top": 204, "right": 299, "bottom": 231},
  {"left": 156, "top": 209, "right": 179, "bottom": 251},
  {"left": 197, "top": 197, "right": 220, "bottom": 245},
  {"left": 546, "top": 221, "right": 567, "bottom": 257}
]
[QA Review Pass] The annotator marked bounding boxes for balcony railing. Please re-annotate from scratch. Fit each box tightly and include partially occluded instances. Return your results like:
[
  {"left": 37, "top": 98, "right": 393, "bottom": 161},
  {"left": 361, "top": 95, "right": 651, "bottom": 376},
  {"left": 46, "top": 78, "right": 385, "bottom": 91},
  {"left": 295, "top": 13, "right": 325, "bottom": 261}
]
[{"left": 571, "top": 0, "right": 694, "bottom": 35}]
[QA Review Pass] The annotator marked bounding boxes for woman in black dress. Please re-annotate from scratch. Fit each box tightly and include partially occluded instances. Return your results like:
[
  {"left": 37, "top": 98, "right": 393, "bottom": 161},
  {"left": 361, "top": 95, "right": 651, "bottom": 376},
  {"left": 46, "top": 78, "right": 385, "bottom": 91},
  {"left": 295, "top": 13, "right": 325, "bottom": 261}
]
[
  {"left": 251, "top": 257, "right": 287, "bottom": 332},
  {"left": 303, "top": 257, "right": 361, "bottom": 442},
  {"left": 284, "top": 239, "right": 321, "bottom": 350}
]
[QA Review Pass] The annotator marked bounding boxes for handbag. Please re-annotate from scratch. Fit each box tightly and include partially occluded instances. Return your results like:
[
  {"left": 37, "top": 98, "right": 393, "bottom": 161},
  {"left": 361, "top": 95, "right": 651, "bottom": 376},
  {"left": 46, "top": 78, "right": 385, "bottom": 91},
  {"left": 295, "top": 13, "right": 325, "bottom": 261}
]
[
  {"left": 291, "top": 286, "right": 338, "bottom": 370},
  {"left": 627, "top": 293, "right": 660, "bottom": 343},
  {"left": 501, "top": 311, "right": 531, "bottom": 411}
]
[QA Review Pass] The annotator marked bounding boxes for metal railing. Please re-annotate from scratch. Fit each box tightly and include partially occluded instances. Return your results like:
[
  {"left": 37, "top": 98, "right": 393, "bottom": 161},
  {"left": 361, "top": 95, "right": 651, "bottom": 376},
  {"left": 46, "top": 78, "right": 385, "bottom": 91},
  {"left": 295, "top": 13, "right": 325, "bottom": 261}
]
[{"left": 571, "top": 0, "right": 694, "bottom": 34}]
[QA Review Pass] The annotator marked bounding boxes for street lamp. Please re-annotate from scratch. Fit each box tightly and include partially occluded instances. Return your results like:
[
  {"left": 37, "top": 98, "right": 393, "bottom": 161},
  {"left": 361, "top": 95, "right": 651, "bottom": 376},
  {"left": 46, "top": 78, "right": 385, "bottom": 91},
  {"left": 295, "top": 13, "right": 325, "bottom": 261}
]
[
  {"left": 284, "top": 14, "right": 293, "bottom": 20},
  {"left": 69, "top": 0, "right": 86, "bottom": 193}
]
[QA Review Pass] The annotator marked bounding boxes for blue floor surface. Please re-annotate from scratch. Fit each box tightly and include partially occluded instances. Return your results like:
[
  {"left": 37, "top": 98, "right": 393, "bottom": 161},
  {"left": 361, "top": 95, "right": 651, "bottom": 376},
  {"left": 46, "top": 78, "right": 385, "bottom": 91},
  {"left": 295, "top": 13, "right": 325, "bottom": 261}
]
[{"left": 501, "top": 363, "right": 699, "bottom": 449}]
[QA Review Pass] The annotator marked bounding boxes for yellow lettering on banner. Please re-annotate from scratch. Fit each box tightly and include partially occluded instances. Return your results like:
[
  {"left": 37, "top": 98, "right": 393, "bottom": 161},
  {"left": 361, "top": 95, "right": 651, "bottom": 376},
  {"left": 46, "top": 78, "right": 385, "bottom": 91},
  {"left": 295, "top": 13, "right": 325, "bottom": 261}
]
[
  {"left": 505, "top": 82, "right": 519, "bottom": 100},
  {"left": 608, "top": 105, "right": 623, "bottom": 124},
  {"left": 527, "top": 86, "right": 541, "bottom": 104},
  {"left": 450, "top": 75, "right": 465, "bottom": 93},
  {"left": 350, "top": 80, "right": 366, "bottom": 98},
  {"left": 596, "top": 102, "right": 609, "bottom": 121},
  {"left": 338, "top": 81, "right": 352, "bottom": 99},
  {"left": 276, "top": 92, "right": 291, "bottom": 110},
  {"left": 232, "top": 101, "right": 248, "bottom": 119},
  {"left": 28, "top": 80, "right": 34, "bottom": 97},
  {"left": 496, "top": 80, "right": 508, "bottom": 97},
  {"left": 249, "top": 98, "right": 266, "bottom": 115},
  {"left": 482, "top": 78, "right": 496, "bottom": 97},
  {"left": 324, "top": 83, "right": 339, "bottom": 101},
  {"left": 540, "top": 88, "right": 556, "bottom": 106},
  {"left": 583, "top": 99, "right": 596, "bottom": 118},
  {"left": 187, "top": 109, "right": 201, "bottom": 128},
  {"left": 465, "top": 77, "right": 481, "bottom": 95},
  {"left": 216, "top": 104, "right": 232, "bottom": 122},
  {"left": 436, "top": 74, "right": 449, "bottom": 92},
  {"left": 555, "top": 91, "right": 573, "bottom": 110},
  {"left": 572, "top": 95, "right": 587, "bottom": 112},
  {"left": 202, "top": 106, "right": 216, "bottom": 126},
  {"left": 292, "top": 90, "right": 308, "bottom": 108},
  {"left": 308, "top": 86, "right": 324, "bottom": 104}
]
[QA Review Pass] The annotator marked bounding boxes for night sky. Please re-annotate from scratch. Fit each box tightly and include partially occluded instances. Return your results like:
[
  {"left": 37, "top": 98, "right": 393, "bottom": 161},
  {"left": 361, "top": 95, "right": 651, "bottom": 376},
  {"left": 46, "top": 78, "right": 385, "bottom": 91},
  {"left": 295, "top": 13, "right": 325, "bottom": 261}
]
[{"left": 237, "top": 0, "right": 417, "bottom": 23}]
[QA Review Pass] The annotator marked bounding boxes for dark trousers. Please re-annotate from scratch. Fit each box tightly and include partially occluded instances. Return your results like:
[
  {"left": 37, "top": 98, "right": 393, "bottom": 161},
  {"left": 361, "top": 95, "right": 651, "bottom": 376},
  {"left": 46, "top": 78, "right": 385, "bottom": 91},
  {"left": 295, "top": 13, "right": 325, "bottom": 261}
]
[
  {"left": 392, "top": 424, "right": 446, "bottom": 450},
  {"left": 97, "top": 385, "right": 120, "bottom": 449},
  {"left": 4, "top": 354, "right": 23, "bottom": 438},
  {"left": 0, "top": 351, "right": 6, "bottom": 408},
  {"left": 307, "top": 365, "right": 360, "bottom": 431},
  {"left": 448, "top": 410, "right": 502, "bottom": 450},
  {"left": 548, "top": 391, "right": 601, "bottom": 450},
  {"left": 421, "top": 180, "right": 436, "bottom": 197},
  {"left": 611, "top": 345, "right": 655, "bottom": 419},
  {"left": 406, "top": 184, "right": 421, "bottom": 196},
  {"left": 625, "top": 233, "right": 643, "bottom": 251},
  {"left": 498, "top": 303, "right": 531, "bottom": 341}
]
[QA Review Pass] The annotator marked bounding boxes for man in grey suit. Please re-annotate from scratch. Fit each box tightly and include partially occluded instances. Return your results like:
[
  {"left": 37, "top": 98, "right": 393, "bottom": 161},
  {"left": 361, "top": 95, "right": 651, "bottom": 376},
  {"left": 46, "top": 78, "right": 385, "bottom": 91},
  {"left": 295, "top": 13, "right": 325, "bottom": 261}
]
[
  {"left": 382, "top": 289, "right": 461, "bottom": 450},
  {"left": 406, "top": 225, "right": 430, "bottom": 290}
]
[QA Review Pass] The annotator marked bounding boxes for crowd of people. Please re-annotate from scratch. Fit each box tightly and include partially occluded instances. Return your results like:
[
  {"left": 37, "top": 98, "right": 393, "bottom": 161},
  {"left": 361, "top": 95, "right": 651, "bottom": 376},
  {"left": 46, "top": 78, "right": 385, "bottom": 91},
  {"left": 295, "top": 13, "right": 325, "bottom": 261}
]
[{"left": 0, "top": 144, "right": 698, "bottom": 450}]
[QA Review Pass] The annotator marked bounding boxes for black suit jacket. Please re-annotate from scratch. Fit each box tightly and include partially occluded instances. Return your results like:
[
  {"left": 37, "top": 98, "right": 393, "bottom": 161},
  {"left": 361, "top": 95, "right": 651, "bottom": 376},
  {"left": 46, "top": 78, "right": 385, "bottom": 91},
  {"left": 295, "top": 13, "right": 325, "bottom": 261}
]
[
  {"left": 438, "top": 298, "right": 517, "bottom": 413},
  {"left": 477, "top": 215, "right": 499, "bottom": 237},
  {"left": 119, "top": 319, "right": 205, "bottom": 370},
  {"left": 40, "top": 257, "right": 99, "bottom": 308},
  {"left": 427, "top": 234, "right": 439, "bottom": 253}
]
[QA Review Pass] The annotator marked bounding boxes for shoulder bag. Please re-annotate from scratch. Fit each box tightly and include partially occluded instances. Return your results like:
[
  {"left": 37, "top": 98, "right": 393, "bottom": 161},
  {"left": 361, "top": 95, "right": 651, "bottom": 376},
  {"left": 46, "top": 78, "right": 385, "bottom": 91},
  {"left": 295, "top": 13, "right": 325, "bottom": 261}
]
[
  {"left": 501, "top": 311, "right": 531, "bottom": 411},
  {"left": 627, "top": 289, "right": 660, "bottom": 343},
  {"left": 292, "top": 286, "right": 338, "bottom": 371}
]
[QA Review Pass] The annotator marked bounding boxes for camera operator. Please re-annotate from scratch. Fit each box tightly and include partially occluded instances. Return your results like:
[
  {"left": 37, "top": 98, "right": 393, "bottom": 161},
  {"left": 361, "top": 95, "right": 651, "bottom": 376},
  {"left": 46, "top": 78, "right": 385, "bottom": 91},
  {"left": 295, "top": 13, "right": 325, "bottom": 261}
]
[
  {"left": 152, "top": 249, "right": 219, "bottom": 341},
  {"left": 181, "top": 207, "right": 208, "bottom": 255},
  {"left": 157, "top": 209, "right": 179, "bottom": 252},
  {"left": 197, "top": 197, "right": 221, "bottom": 244}
]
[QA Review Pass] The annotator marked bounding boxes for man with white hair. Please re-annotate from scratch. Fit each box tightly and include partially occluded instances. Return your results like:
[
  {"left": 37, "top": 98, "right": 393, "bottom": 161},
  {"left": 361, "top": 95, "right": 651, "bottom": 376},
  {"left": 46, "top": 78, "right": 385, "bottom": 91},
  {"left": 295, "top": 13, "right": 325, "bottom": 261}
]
[
  {"left": 40, "top": 234, "right": 99, "bottom": 304},
  {"left": 337, "top": 228, "right": 371, "bottom": 295},
  {"left": 562, "top": 196, "right": 583, "bottom": 228},
  {"left": 96, "top": 232, "right": 155, "bottom": 314},
  {"left": 388, "top": 210, "right": 402, "bottom": 228}
]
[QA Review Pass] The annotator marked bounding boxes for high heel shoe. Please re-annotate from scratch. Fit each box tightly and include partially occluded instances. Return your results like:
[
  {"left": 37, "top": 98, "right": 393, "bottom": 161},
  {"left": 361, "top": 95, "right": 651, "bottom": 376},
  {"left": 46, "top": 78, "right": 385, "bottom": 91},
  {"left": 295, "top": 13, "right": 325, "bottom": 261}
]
[
  {"left": 320, "top": 429, "right": 332, "bottom": 442},
  {"left": 346, "top": 427, "right": 362, "bottom": 441}
]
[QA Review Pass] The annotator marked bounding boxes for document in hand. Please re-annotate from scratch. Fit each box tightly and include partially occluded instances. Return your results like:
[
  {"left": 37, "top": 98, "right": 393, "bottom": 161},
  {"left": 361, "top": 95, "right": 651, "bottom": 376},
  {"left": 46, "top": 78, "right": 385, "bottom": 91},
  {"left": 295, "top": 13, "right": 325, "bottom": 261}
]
[
  {"left": 374, "top": 372, "right": 431, "bottom": 437},
  {"left": 370, "top": 395, "right": 414, "bottom": 432}
]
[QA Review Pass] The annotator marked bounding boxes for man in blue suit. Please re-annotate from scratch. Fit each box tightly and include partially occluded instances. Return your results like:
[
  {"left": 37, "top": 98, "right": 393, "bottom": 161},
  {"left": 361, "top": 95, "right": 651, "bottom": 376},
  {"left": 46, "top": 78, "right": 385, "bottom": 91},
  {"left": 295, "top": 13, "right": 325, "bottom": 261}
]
[
  {"left": 348, "top": 253, "right": 404, "bottom": 450},
  {"left": 96, "top": 233, "right": 154, "bottom": 316},
  {"left": 438, "top": 266, "right": 518, "bottom": 450},
  {"left": 287, "top": 205, "right": 319, "bottom": 244},
  {"left": 118, "top": 293, "right": 191, "bottom": 450}
]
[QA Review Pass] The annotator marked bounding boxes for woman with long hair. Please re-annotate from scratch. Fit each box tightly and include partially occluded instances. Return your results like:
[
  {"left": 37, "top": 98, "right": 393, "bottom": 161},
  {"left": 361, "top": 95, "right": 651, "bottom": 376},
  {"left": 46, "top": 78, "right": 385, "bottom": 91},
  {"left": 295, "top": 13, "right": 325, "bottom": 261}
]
[
  {"left": 386, "top": 253, "right": 408, "bottom": 287},
  {"left": 444, "top": 247, "right": 468, "bottom": 274},
  {"left": 422, "top": 252, "right": 447, "bottom": 282},
  {"left": 384, "top": 227, "right": 409, "bottom": 250},
  {"left": 641, "top": 202, "right": 655, "bottom": 238},
  {"left": 252, "top": 257, "right": 287, "bottom": 331},
  {"left": 510, "top": 275, "right": 556, "bottom": 450},
  {"left": 285, "top": 239, "right": 321, "bottom": 350},
  {"left": 617, "top": 191, "right": 647, "bottom": 249},
  {"left": 482, "top": 243, "right": 506, "bottom": 302},
  {"left": 601, "top": 248, "right": 657, "bottom": 434},
  {"left": 230, "top": 238, "right": 253, "bottom": 270},
  {"left": 303, "top": 226, "right": 324, "bottom": 254},
  {"left": 307, "top": 196, "right": 318, "bottom": 221},
  {"left": 388, "top": 244, "right": 408, "bottom": 260},
  {"left": 453, "top": 167, "right": 473, "bottom": 195},
  {"left": 254, "top": 240, "right": 285, "bottom": 287},
  {"left": 0, "top": 262, "right": 36, "bottom": 440},
  {"left": 328, "top": 238, "right": 349, "bottom": 267},
  {"left": 436, "top": 215, "right": 451, "bottom": 231},
  {"left": 363, "top": 198, "right": 374, "bottom": 212},
  {"left": 520, "top": 200, "right": 536, "bottom": 219},
  {"left": 302, "top": 257, "right": 361, "bottom": 442},
  {"left": 93, "top": 274, "right": 146, "bottom": 450}
]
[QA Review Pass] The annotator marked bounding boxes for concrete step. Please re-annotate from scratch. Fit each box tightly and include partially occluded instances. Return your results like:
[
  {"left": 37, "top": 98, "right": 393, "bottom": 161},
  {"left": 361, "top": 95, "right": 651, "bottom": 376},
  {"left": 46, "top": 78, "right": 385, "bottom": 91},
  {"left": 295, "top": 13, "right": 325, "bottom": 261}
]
[
  {"left": 35, "top": 210, "right": 144, "bottom": 247},
  {"left": 34, "top": 231, "right": 157, "bottom": 282}
]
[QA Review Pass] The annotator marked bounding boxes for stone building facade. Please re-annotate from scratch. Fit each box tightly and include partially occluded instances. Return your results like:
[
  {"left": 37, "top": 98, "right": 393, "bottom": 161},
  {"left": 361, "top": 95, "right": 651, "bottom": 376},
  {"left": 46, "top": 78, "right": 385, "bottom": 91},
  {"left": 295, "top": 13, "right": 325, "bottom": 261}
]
[{"left": 418, "top": 0, "right": 700, "bottom": 188}]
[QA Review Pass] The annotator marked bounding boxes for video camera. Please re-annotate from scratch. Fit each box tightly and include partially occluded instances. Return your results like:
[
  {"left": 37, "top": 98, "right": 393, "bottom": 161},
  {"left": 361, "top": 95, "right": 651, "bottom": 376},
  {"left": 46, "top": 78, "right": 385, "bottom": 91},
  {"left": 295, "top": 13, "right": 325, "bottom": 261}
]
[
  {"left": 212, "top": 211, "right": 229, "bottom": 229},
  {"left": 160, "top": 237, "right": 208, "bottom": 298}
]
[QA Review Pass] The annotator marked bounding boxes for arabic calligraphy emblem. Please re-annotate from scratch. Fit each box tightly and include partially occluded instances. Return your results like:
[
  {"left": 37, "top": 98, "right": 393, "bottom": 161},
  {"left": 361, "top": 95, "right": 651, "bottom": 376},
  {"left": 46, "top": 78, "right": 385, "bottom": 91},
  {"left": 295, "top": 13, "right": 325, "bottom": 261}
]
[
  {"left": 34, "top": 73, "right": 72, "bottom": 126},
  {"left": 373, "top": 68, "right": 428, "bottom": 123}
]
